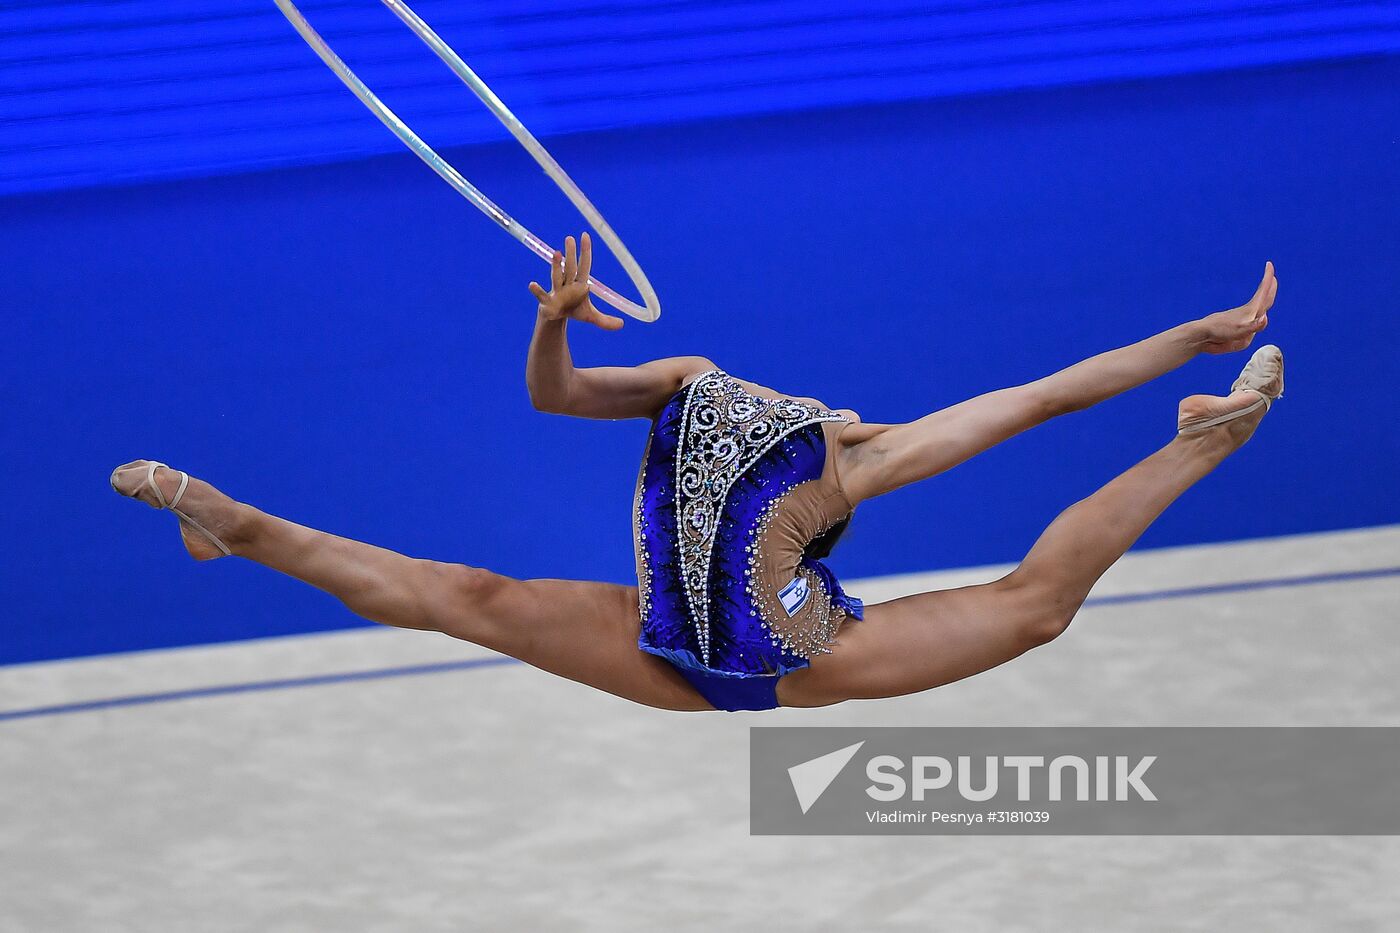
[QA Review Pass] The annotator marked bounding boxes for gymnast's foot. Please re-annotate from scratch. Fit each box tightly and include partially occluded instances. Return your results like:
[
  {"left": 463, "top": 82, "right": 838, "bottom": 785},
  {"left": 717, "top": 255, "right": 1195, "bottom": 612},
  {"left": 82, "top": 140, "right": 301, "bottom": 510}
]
[
  {"left": 1177, "top": 344, "right": 1284, "bottom": 447},
  {"left": 1177, "top": 390, "right": 1269, "bottom": 447},
  {"left": 110, "top": 460, "right": 249, "bottom": 560}
]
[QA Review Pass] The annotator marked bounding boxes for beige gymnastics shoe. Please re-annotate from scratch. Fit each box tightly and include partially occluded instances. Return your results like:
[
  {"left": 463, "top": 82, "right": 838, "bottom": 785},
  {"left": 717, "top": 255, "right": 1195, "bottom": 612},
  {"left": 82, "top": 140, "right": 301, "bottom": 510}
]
[
  {"left": 1178, "top": 344, "right": 1284, "bottom": 436},
  {"left": 110, "top": 460, "right": 232, "bottom": 560}
]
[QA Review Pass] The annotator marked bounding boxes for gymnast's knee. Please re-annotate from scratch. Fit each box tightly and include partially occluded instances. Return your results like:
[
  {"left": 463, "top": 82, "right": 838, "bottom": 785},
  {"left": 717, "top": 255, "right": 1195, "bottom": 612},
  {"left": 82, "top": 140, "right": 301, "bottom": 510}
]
[
  {"left": 992, "top": 572, "right": 1083, "bottom": 648},
  {"left": 1027, "top": 603, "right": 1078, "bottom": 647},
  {"left": 418, "top": 561, "right": 512, "bottom": 640}
]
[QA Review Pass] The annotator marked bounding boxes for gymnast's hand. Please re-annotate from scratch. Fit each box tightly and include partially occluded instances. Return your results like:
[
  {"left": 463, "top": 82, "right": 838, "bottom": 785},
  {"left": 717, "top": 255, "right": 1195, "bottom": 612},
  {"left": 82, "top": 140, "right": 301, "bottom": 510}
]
[
  {"left": 1197, "top": 262, "right": 1277, "bottom": 354},
  {"left": 528, "top": 232, "right": 624, "bottom": 331}
]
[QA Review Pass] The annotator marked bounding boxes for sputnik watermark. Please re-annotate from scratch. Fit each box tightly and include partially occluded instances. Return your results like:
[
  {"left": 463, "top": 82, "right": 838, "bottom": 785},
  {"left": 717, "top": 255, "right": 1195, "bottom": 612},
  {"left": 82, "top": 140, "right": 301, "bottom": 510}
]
[
  {"left": 787, "top": 740, "right": 865, "bottom": 813},
  {"left": 865, "top": 753, "right": 1157, "bottom": 801},
  {"left": 752, "top": 728, "right": 1400, "bottom": 835}
]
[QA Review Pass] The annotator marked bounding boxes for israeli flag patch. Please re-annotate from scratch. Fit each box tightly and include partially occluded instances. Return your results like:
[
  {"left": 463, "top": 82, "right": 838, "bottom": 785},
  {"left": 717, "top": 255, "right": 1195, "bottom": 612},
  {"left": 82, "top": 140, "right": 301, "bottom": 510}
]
[{"left": 778, "top": 575, "right": 811, "bottom": 617}]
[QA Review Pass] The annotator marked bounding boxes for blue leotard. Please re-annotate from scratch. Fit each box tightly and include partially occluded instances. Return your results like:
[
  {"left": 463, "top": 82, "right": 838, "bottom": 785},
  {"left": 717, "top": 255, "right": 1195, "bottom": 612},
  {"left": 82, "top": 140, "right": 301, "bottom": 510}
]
[{"left": 632, "top": 370, "right": 864, "bottom": 711}]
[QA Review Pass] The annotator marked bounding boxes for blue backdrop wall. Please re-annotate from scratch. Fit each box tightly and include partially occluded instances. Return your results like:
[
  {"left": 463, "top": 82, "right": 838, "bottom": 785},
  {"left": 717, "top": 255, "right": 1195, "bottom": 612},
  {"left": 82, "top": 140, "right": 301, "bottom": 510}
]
[
  {"left": 6, "top": 0, "right": 1398, "bottom": 196},
  {"left": 3, "top": 54, "right": 1398, "bottom": 665}
]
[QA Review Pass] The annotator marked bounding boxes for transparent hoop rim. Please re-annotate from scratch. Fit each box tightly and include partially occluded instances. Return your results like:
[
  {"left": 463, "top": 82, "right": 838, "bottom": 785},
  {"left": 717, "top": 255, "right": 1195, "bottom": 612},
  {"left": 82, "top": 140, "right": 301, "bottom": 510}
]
[{"left": 274, "top": 0, "right": 661, "bottom": 322}]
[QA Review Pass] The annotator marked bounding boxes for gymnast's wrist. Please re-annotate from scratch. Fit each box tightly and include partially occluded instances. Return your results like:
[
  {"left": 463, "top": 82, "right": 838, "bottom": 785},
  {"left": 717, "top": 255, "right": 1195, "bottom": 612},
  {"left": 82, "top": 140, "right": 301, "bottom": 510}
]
[{"left": 1180, "top": 319, "right": 1211, "bottom": 351}]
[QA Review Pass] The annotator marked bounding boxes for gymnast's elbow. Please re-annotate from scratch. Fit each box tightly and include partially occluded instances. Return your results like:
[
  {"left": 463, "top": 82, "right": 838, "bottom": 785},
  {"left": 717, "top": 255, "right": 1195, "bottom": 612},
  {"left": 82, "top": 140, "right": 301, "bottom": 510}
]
[
  {"left": 529, "top": 392, "right": 568, "bottom": 414},
  {"left": 528, "top": 388, "right": 569, "bottom": 415}
]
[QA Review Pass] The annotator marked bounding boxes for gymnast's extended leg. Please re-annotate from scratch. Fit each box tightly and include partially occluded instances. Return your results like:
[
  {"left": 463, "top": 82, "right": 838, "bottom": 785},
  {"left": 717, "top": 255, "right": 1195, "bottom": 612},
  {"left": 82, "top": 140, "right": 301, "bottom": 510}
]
[
  {"left": 782, "top": 424, "right": 1254, "bottom": 706},
  {"left": 110, "top": 462, "right": 708, "bottom": 711},
  {"left": 779, "top": 350, "right": 1282, "bottom": 707}
]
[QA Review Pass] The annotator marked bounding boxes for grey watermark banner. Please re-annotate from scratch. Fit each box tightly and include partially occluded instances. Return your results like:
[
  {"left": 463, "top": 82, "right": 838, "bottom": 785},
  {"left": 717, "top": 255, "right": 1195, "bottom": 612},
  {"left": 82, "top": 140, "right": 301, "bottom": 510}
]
[{"left": 750, "top": 728, "right": 1400, "bottom": 835}]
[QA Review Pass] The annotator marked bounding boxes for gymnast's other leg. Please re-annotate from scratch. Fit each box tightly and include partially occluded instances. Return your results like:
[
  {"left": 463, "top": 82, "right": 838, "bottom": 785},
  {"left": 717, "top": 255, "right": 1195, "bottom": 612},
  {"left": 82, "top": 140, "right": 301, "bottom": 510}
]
[
  {"left": 778, "top": 375, "right": 1276, "bottom": 707},
  {"left": 837, "top": 263, "right": 1278, "bottom": 504},
  {"left": 110, "top": 461, "right": 709, "bottom": 711}
]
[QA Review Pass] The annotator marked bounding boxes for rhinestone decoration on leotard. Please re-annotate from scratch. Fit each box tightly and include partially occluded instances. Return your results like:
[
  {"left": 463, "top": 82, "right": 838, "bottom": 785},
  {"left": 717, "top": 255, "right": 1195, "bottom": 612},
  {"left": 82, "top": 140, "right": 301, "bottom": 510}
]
[
  {"left": 745, "top": 491, "right": 852, "bottom": 658},
  {"left": 674, "top": 372, "right": 845, "bottom": 663},
  {"left": 632, "top": 433, "right": 656, "bottom": 626}
]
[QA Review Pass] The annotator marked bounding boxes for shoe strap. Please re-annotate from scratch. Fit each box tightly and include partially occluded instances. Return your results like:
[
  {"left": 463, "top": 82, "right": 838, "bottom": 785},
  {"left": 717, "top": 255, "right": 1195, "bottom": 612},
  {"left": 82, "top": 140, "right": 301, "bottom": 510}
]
[
  {"left": 168, "top": 471, "right": 191, "bottom": 511},
  {"left": 144, "top": 462, "right": 189, "bottom": 511},
  {"left": 1241, "top": 387, "right": 1274, "bottom": 411},
  {"left": 147, "top": 462, "right": 169, "bottom": 509}
]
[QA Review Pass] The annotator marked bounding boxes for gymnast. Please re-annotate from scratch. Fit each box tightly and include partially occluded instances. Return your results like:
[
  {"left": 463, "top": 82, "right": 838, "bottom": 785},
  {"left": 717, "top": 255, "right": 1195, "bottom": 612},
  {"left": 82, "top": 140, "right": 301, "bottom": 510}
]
[{"left": 112, "top": 234, "right": 1283, "bottom": 712}]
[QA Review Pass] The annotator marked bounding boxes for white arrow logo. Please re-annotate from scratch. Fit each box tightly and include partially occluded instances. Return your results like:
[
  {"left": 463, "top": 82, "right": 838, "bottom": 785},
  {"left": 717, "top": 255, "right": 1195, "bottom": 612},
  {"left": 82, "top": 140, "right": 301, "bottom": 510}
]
[{"left": 787, "top": 741, "right": 865, "bottom": 814}]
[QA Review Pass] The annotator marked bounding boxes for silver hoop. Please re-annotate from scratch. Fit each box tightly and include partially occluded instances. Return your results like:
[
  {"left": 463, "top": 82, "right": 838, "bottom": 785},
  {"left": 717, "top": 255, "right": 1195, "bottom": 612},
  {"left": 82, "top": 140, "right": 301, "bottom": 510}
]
[{"left": 274, "top": 0, "right": 662, "bottom": 322}]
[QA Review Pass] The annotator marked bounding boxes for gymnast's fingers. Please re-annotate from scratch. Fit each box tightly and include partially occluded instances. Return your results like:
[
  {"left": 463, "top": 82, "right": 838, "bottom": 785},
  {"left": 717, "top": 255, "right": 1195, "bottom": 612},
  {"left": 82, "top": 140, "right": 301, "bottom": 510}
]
[
  {"left": 564, "top": 235, "right": 578, "bottom": 283},
  {"left": 1247, "top": 262, "right": 1272, "bottom": 311},
  {"left": 586, "top": 305, "right": 625, "bottom": 331},
  {"left": 528, "top": 281, "right": 549, "bottom": 304},
  {"left": 1251, "top": 271, "right": 1277, "bottom": 323},
  {"left": 550, "top": 250, "right": 564, "bottom": 290},
  {"left": 578, "top": 231, "right": 593, "bottom": 282}
]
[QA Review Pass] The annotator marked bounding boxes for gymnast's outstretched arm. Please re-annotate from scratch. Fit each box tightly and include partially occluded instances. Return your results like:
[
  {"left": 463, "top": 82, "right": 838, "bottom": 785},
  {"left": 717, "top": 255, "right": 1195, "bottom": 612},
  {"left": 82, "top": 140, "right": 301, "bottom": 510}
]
[
  {"left": 837, "top": 262, "right": 1279, "bottom": 503},
  {"left": 526, "top": 232, "right": 713, "bottom": 420}
]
